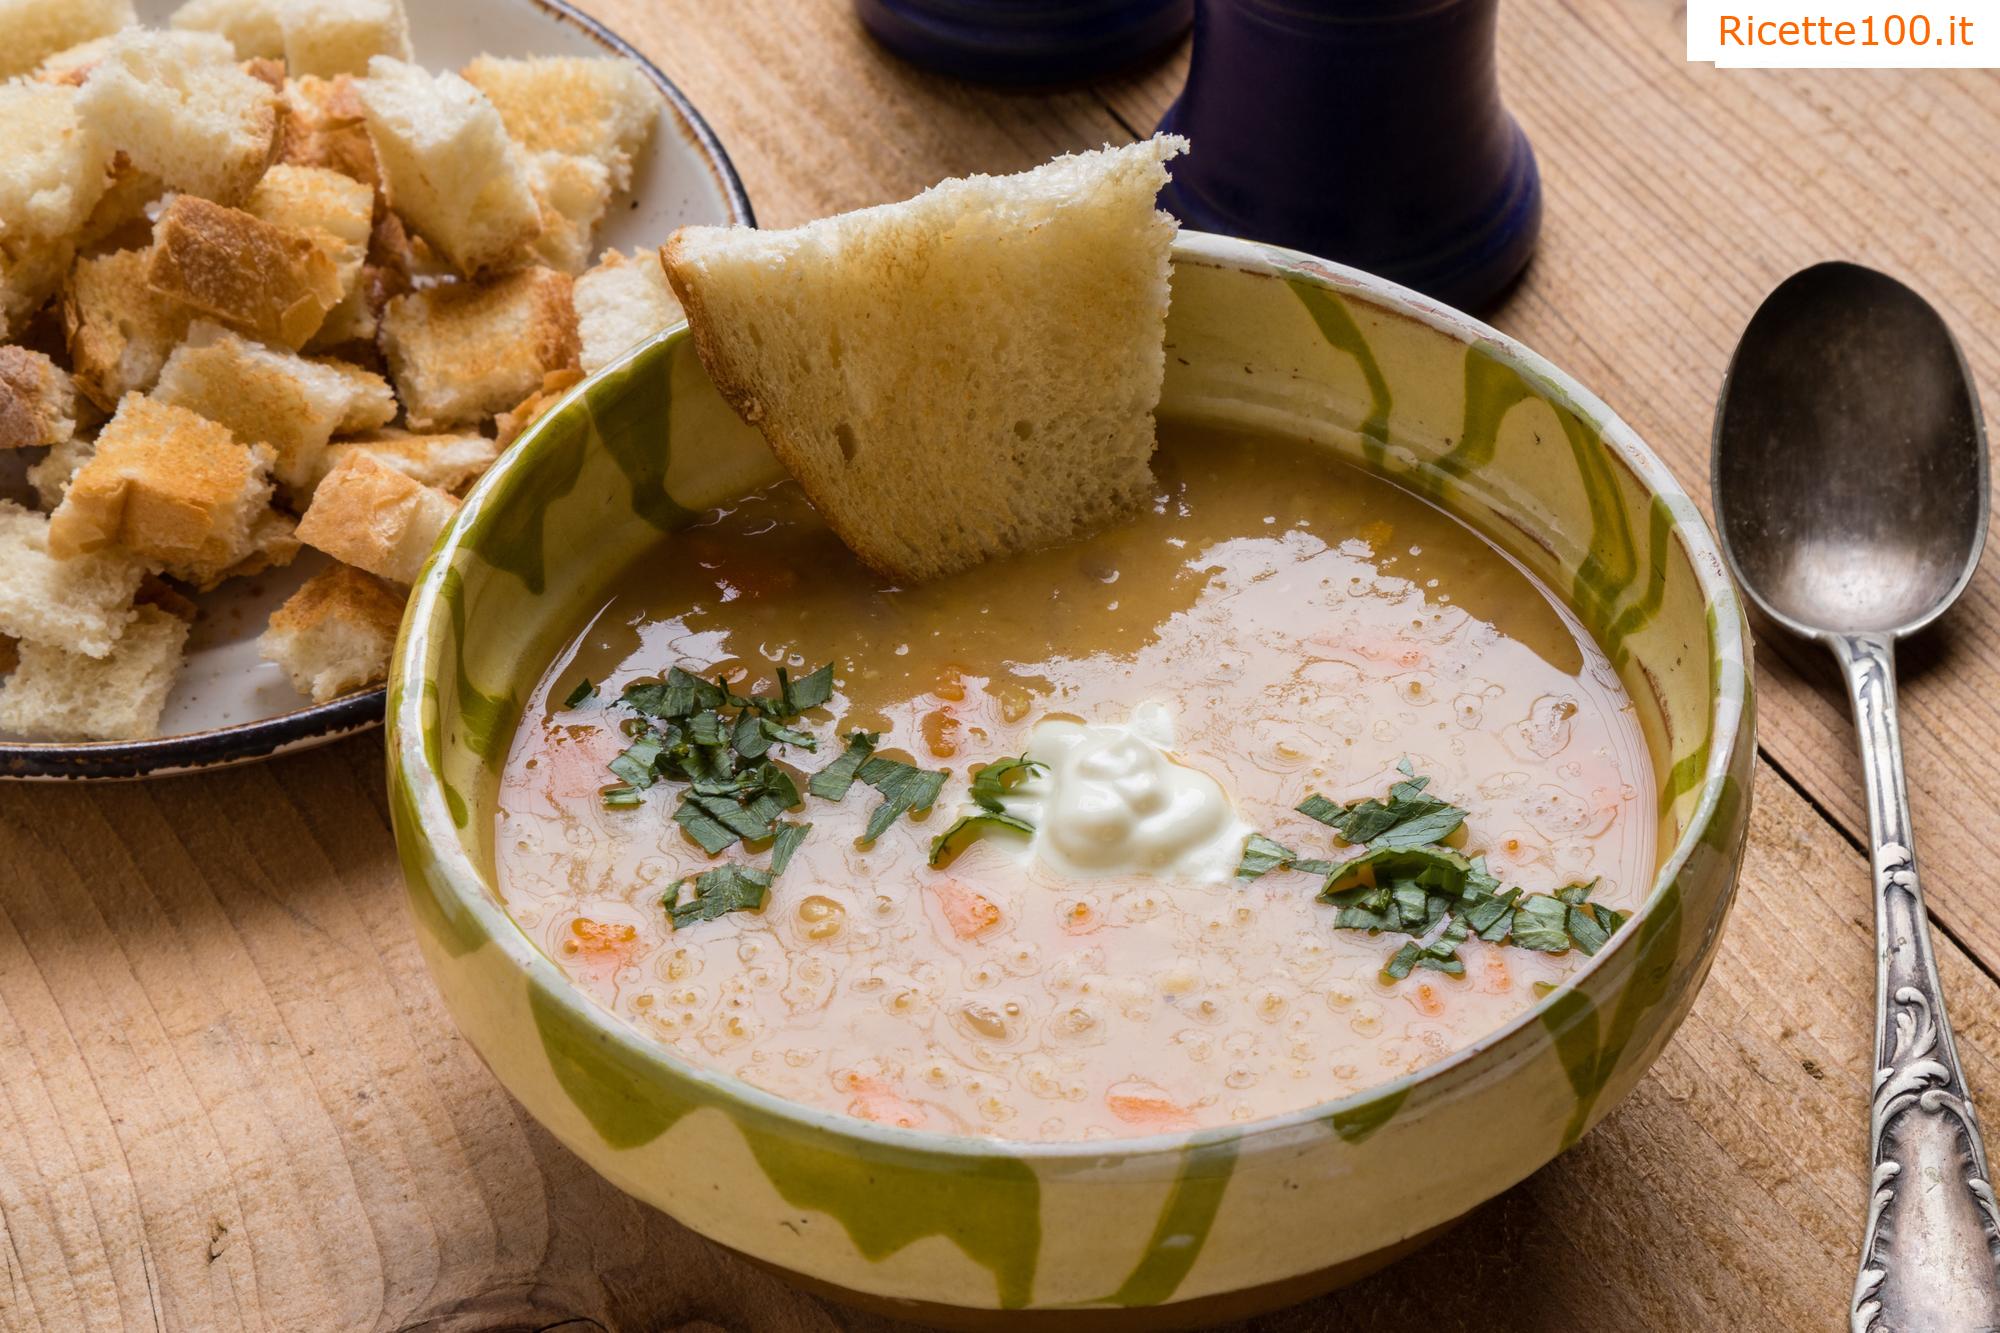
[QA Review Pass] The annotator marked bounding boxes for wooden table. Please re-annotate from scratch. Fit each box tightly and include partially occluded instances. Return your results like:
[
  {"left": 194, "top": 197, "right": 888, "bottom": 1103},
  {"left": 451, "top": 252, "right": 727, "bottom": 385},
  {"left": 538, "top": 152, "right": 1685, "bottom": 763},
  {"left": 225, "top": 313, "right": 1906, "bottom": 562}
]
[{"left": 8, "top": 2, "right": 2000, "bottom": 1328}]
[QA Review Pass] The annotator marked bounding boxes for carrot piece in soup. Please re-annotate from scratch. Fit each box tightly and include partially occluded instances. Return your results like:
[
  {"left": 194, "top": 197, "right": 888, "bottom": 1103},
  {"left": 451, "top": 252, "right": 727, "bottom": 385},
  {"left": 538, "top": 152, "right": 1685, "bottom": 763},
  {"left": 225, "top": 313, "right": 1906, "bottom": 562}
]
[
  {"left": 843, "top": 1076, "right": 927, "bottom": 1128},
  {"left": 929, "top": 878, "right": 1002, "bottom": 939},
  {"left": 1105, "top": 1082, "right": 1196, "bottom": 1130}
]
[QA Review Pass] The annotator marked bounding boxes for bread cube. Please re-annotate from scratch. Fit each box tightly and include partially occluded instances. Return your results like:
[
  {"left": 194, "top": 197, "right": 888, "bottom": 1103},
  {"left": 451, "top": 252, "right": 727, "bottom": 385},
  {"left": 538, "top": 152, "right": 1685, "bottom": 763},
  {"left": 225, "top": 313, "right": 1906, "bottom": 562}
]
[
  {"left": 461, "top": 55, "right": 657, "bottom": 192},
  {"left": 27, "top": 434, "right": 93, "bottom": 511},
  {"left": 0, "top": 347, "right": 77, "bottom": 450},
  {"left": 75, "top": 29, "right": 278, "bottom": 205},
  {"left": 259, "top": 562, "right": 403, "bottom": 701},
  {"left": 295, "top": 449, "right": 456, "bottom": 584},
  {"left": 245, "top": 165, "right": 375, "bottom": 342},
  {"left": 276, "top": 74, "right": 378, "bottom": 188},
  {"left": 147, "top": 196, "right": 343, "bottom": 349},
  {"left": 49, "top": 393, "right": 275, "bottom": 583},
  {"left": 314, "top": 357, "right": 397, "bottom": 433},
  {"left": 281, "top": 0, "right": 410, "bottom": 79},
  {"left": 170, "top": 0, "right": 285, "bottom": 59},
  {"left": 577, "top": 248, "right": 682, "bottom": 374},
  {"left": 0, "top": 0, "right": 134, "bottom": 81},
  {"left": 0, "top": 500, "right": 145, "bottom": 659},
  {"left": 0, "top": 604, "right": 189, "bottom": 741},
  {"left": 316, "top": 430, "right": 497, "bottom": 497},
  {"left": 64, "top": 247, "right": 194, "bottom": 409},
  {"left": 75, "top": 153, "right": 163, "bottom": 251},
  {"left": 153, "top": 322, "right": 386, "bottom": 492},
  {"left": 379, "top": 266, "right": 577, "bottom": 430},
  {"left": 0, "top": 82, "right": 110, "bottom": 244},
  {"left": 353, "top": 56, "right": 540, "bottom": 276},
  {"left": 1, "top": 234, "right": 72, "bottom": 337},
  {"left": 526, "top": 151, "right": 611, "bottom": 276},
  {"left": 187, "top": 506, "right": 297, "bottom": 589},
  {"left": 495, "top": 369, "right": 581, "bottom": 448}
]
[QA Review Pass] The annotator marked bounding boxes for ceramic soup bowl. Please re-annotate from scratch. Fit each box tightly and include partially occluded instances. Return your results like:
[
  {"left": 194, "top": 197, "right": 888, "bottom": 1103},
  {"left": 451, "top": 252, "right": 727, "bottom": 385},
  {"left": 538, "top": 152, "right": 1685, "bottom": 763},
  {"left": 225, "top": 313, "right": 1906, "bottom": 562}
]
[{"left": 387, "top": 231, "right": 1753, "bottom": 1328}]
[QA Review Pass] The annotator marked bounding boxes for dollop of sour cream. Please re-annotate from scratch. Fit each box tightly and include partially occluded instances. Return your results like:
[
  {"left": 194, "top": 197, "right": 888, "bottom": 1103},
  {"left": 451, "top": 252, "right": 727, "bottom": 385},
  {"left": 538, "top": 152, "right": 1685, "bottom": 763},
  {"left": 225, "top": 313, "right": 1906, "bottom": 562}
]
[{"left": 1000, "top": 702, "right": 1250, "bottom": 882}]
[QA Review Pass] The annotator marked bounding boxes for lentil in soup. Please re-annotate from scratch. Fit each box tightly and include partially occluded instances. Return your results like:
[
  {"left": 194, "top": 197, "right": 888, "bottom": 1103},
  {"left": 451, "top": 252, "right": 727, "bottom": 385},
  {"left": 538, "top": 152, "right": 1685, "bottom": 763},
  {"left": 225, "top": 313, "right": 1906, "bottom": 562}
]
[{"left": 495, "top": 425, "right": 1655, "bottom": 1141}]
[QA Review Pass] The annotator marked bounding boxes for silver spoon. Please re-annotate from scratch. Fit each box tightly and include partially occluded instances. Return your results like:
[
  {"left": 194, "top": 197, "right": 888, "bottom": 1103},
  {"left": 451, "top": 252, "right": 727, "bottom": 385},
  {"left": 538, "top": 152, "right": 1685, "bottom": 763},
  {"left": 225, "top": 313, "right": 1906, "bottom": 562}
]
[{"left": 1714, "top": 261, "right": 1999, "bottom": 1331}]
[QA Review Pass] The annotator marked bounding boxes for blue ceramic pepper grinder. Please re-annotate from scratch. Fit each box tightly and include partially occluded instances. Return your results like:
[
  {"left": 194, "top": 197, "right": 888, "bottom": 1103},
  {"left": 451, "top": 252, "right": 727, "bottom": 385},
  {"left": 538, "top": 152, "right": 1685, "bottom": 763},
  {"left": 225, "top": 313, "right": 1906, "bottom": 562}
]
[
  {"left": 1158, "top": 0, "right": 1541, "bottom": 312},
  {"left": 855, "top": 0, "right": 1193, "bottom": 86}
]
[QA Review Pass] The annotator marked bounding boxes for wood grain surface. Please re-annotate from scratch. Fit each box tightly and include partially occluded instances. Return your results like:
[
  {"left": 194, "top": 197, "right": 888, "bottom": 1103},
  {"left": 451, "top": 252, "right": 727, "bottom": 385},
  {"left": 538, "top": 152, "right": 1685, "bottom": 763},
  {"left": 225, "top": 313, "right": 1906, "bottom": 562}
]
[{"left": 7, "top": 1, "right": 2000, "bottom": 1328}]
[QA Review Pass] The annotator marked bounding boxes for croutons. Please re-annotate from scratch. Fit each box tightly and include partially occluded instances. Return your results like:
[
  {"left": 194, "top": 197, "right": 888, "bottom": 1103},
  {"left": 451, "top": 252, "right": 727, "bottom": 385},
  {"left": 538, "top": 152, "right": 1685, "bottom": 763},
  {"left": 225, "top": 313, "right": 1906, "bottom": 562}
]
[
  {"left": 461, "top": 55, "right": 657, "bottom": 192},
  {"left": 49, "top": 393, "right": 275, "bottom": 585},
  {"left": 314, "top": 357, "right": 397, "bottom": 433},
  {"left": 526, "top": 151, "right": 612, "bottom": 276},
  {"left": 275, "top": 74, "right": 378, "bottom": 187},
  {"left": 379, "top": 266, "right": 578, "bottom": 430},
  {"left": 64, "top": 247, "right": 194, "bottom": 409},
  {"left": 495, "top": 368, "right": 581, "bottom": 448},
  {"left": 0, "top": 500, "right": 145, "bottom": 659},
  {"left": 0, "top": 83, "right": 110, "bottom": 245},
  {"left": 26, "top": 433, "right": 93, "bottom": 511},
  {"left": 244, "top": 164, "right": 375, "bottom": 345},
  {"left": 259, "top": 562, "right": 403, "bottom": 701},
  {"left": 74, "top": 29, "right": 280, "bottom": 206},
  {"left": 352, "top": 56, "right": 541, "bottom": 275},
  {"left": 295, "top": 449, "right": 456, "bottom": 584},
  {"left": 169, "top": 0, "right": 286, "bottom": 60},
  {"left": 0, "top": 0, "right": 135, "bottom": 81},
  {"left": 281, "top": 0, "right": 411, "bottom": 79},
  {"left": 0, "top": 234, "right": 72, "bottom": 337},
  {"left": 0, "top": 346, "right": 77, "bottom": 450},
  {"left": 575, "top": 248, "right": 683, "bottom": 374},
  {"left": 146, "top": 196, "right": 344, "bottom": 349},
  {"left": 153, "top": 322, "right": 390, "bottom": 492},
  {"left": 0, "top": 604, "right": 190, "bottom": 741},
  {"left": 315, "top": 430, "right": 497, "bottom": 496}
]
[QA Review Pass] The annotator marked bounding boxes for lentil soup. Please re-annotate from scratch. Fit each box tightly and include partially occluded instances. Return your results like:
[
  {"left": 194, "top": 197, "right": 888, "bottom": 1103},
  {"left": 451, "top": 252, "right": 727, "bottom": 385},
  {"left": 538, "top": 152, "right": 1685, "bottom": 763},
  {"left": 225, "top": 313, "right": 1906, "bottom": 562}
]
[{"left": 494, "top": 424, "right": 1656, "bottom": 1142}]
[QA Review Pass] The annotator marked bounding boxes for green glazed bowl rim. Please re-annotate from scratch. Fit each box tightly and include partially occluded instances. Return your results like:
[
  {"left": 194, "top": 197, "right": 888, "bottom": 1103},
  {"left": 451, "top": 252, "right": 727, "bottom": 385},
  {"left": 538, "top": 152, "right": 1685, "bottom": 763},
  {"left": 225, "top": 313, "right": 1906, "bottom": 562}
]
[{"left": 388, "top": 229, "right": 1751, "bottom": 1163}]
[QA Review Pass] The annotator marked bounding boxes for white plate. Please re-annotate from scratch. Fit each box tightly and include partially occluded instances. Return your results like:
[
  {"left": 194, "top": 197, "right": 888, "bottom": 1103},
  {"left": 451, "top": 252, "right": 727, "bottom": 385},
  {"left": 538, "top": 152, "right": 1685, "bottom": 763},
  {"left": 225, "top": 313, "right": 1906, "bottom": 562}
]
[{"left": 2, "top": 0, "right": 752, "bottom": 781}]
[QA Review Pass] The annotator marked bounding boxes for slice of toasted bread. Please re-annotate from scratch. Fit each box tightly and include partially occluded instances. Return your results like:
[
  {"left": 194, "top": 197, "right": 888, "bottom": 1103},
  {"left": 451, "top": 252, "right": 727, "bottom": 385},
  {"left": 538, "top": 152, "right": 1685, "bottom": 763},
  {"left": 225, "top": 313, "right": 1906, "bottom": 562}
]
[
  {"left": 170, "top": 0, "right": 286, "bottom": 59},
  {"left": 0, "top": 500, "right": 146, "bottom": 658},
  {"left": 353, "top": 56, "right": 541, "bottom": 276},
  {"left": 295, "top": 449, "right": 456, "bottom": 583},
  {"left": 0, "top": 0, "right": 133, "bottom": 81},
  {"left": 661, "top": 136, "right": 1186, "bottom": 582},
  {"left": 460, "top": 55, "right": 656, "bottom": 193},
  {"left": 153, "top": 322, "right": 382, "bottom": 492},
  {"left": 378, "top": 265, "right": 577, "bottom": 430},
  {"left": 147, "top": 195, "right": 344, "bottom": 349},
  {"left": 575, "top": 248, "right": 682, "bottom": 374},
  {"left": 74, "top": 29, "right": 279, "bottom": 206},
  {"left": 259, "top": 561, "right": 403, "bottom": 701},
  {"left": 314, "top": 429, "right": 497, "bottom": 497},
  {"left": 0, "top": 603, "right": 188, "bottom": 740},
  {"left": 64, "top": 246, "right": 195, "bottom": 409},
  {"left": 49, "top": 392, "right": 275, "bottom": 582},
  {"left": 0, "top": 82, "right": 110, "bottom": 245},
  {"left": 0, "top": 346, "right": 77, "bottom": 450},
  {"left": 281, "top": 0, "right": 410, "bottom": 79}
]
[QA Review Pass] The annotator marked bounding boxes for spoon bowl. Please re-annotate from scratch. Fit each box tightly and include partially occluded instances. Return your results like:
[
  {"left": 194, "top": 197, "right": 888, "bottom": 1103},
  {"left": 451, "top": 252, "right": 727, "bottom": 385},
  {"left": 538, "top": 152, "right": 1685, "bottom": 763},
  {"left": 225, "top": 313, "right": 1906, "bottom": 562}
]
[{"left": 1713, "top": 261, "right": 1987, "bottom": 638}]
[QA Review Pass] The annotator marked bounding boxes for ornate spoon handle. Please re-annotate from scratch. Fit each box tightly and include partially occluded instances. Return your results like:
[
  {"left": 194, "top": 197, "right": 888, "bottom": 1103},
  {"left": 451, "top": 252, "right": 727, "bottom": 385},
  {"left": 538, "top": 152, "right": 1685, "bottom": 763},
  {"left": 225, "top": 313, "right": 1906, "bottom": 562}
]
[{"left": 1837, "top": 632, "right": 2000, "bottom": 1333}]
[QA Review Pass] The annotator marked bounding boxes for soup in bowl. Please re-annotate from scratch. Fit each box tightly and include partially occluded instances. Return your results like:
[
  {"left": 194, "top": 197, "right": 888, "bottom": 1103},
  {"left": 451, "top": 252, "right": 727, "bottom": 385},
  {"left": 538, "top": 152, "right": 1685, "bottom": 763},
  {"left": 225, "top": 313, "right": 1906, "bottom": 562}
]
[{"left": 388, "top": 232, "right": 1752, "bottom": 1326}]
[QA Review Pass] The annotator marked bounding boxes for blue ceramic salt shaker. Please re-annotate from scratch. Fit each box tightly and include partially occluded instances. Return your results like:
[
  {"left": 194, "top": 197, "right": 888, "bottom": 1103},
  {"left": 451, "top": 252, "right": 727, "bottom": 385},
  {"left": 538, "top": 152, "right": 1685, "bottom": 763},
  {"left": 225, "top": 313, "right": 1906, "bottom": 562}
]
[
  {"left": 1158, "top": 0, "right": 1541, "bottom": 311},
  {"left": 855, "top": 0, "right": 1193, "bottom": 86}
]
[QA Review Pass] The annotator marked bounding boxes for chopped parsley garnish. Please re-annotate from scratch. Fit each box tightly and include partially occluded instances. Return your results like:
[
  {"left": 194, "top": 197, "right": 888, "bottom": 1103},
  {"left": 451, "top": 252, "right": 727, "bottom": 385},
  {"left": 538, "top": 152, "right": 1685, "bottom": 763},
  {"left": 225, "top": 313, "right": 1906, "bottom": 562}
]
[
  {"left": 856, "top": 754, "right": 948, "bottom": 843},
  {"left": 665, "top": 864, "right": 771, "bottom": 928},
  {"left": 562, "top": 678, "right": 596, "bottom": 708},
  {"left": 1246, "top": 760, "right": 1627, "bottom": 980},
  {"left": 929, "top": 811, "right": 1035, "bottom": 867},
  {"left": 770, "top": 820, "right": 811, "bottom": 875},
  {"left": 1235, "top": 832, "right": 1334, "bottom": 880},
  {"left": 1296, "top": 758, "right": 1467, "bottom": 850},
  {"left": 807, "top": 730, "right": 878, "bottom": 800}
]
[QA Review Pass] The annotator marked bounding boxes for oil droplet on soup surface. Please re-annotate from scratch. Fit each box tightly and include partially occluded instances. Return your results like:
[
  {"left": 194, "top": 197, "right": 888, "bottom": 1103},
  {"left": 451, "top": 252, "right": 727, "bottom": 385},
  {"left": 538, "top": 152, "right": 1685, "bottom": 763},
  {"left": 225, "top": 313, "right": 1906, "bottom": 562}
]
[{"left": 495, "top": 426, "right": 1656, "bottom": 1142}]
